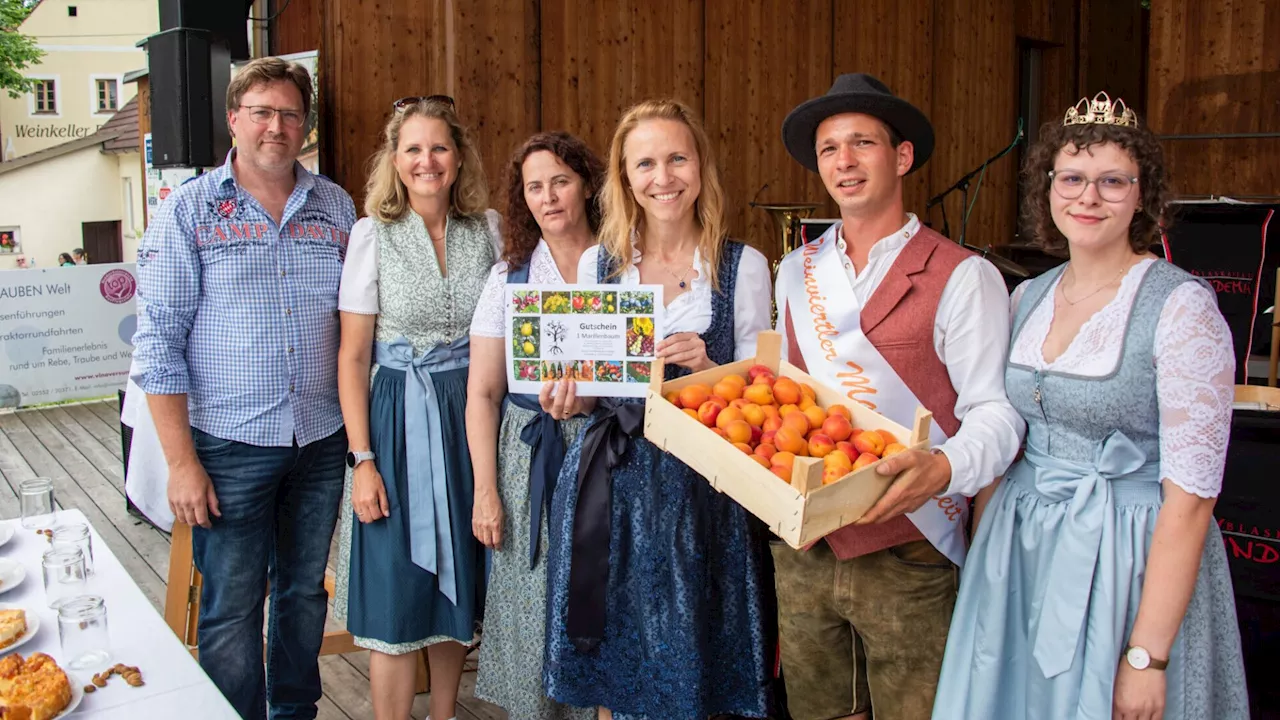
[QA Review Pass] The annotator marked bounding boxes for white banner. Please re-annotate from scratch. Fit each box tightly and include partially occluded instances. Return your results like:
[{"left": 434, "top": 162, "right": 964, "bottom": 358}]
[{"left": 0, "top": 263, "right": 137, "bottom": 408}]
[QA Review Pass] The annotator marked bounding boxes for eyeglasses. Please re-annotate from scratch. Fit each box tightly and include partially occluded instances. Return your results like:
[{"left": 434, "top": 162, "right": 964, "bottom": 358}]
[
  {"left": 238, "top": 105, "right": 307, "bottom": 129},
  {"left": 393, "top": 95, "right": 455, "bottom": 112},
  {"left": 1048, "top": 170, "right": 1139, "bottom": 202}
]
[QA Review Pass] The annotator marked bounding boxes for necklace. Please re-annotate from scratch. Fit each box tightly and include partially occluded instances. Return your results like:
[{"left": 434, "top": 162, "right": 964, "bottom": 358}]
[
  {"left": 1059, "top": 262, "right": 1129, "bottom": 306},
  {"left": 660, "top": 259, "right": 694, "bottom": 289}
]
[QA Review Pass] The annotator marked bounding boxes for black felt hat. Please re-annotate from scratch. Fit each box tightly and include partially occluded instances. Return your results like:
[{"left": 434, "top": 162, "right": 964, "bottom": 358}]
[{"left": 782, "top": 73, "right": 934, "bottom": 174}]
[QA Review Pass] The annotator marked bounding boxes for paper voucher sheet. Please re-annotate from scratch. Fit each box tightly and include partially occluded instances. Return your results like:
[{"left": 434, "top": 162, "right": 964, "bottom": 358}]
[{"left": 505, "top": 284, "right": 665, "bottom": 397}]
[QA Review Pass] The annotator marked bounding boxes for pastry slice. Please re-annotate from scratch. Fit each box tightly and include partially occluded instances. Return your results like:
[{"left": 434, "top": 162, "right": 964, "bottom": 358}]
[
  {"left": 0, "top": 610, "right": 27, "bottom": 651},
  {"left": 0, "top": 653, "right": 71, "bottom": 720}
]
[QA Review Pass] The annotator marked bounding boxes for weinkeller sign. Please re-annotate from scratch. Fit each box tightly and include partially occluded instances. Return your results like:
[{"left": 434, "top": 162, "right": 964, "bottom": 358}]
[{"left": 0, "top": 264, "right": 137, "bottom": 407}]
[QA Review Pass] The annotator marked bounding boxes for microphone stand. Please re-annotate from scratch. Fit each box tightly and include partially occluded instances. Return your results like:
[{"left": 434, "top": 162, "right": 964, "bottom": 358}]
[{"left": 925, "top": 121, "right": 1029, "bottom": 278}]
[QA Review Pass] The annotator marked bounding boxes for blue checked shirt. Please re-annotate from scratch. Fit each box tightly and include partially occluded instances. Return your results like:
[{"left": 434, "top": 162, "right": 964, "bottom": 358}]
[{"left": 132, "top": 150, "right": 357, "bottom": 447}]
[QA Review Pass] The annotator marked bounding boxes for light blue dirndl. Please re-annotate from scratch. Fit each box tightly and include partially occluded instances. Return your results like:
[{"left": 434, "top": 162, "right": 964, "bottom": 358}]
[{"left": 932, "top": 261, "right": 1248, "bottom": 720}]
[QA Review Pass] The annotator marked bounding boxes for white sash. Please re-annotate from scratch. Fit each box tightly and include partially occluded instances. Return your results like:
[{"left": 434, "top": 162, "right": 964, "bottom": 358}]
[{"left": 777, "top": 223, "right": 968, "bottom": 567}]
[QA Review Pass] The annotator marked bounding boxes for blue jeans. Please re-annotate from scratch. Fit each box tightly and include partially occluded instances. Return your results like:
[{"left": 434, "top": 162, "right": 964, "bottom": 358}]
[{"left": 191, "top": 426, "right": 346, "bottom": 720}]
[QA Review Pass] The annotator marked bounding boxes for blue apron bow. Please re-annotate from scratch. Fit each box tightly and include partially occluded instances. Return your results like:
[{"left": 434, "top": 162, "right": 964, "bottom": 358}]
[
  {"left": 1027, "top": 430, "right": 1158, "bottom": 678},
  {"left": 503, "top": 393, "right": 565, "bottom": 569},
  {"left": 374, "top": 336, "right": 470, "bottom": 605}
]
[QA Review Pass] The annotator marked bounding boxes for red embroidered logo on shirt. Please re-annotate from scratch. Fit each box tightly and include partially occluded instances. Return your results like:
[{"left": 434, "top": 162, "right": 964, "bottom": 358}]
[{"left": 213, "top": 198, "right": 239, "bottom": 219}]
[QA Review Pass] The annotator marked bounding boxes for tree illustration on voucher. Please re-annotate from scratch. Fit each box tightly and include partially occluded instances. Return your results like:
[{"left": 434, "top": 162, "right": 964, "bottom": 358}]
[{"left": 547, "top": 320, "right": 567, "bottom": 356}]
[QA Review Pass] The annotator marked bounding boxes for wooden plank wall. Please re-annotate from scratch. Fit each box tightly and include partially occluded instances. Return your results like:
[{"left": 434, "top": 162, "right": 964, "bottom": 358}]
[
  {"left": 273, "top": 0, "right": 1168, "bottom": 254},
  {"left": 1148, "top": 0, "right": 1280, "bottom": 200}
]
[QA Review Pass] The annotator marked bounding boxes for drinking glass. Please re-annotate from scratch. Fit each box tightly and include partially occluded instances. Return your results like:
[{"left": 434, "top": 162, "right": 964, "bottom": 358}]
[
  {"left": 57, "top": 595, "right": 111, "bottom": 670},
  {"left": 41, "top": 548, "right": 87, "bottom": 609},
  {"left": 19, "top": 478, "right": 55, "bottom": 529},
  {"left": 51, "top": 523, "right": 94, "bottom": 576}
]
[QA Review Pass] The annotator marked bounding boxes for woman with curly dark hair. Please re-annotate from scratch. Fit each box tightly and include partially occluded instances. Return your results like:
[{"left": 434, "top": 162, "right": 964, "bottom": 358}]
[
  {"left": 466, "top": 131, "right": 604, "bottom": 720},
  {"left": 933, "top": 94, "right": 1248, "bottom": 720}
]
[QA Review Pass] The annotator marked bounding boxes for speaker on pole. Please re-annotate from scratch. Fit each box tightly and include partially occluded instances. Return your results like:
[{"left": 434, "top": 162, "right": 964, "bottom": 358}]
[{"left": 146, "top": 28, "right": 232, "bottom": 169}]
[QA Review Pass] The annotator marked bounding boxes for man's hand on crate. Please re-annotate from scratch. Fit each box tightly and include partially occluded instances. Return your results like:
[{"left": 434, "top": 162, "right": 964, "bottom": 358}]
[{"left": 855, "top": 448, "right": 952, "bottom": 524}]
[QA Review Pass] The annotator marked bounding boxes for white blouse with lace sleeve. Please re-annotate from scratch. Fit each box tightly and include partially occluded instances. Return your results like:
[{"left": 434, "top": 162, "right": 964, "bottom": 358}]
[
  {"left": 1008, "top": 259, "right": 1235, "bottom": 497},
  {"left": 469, "top": 239, "right": 568, "bottom": 338}
]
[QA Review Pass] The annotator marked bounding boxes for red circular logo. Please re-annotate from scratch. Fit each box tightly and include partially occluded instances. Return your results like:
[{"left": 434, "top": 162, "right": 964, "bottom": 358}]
[{"left": 99, "top": 268, "right": 136, "bottom": 304}]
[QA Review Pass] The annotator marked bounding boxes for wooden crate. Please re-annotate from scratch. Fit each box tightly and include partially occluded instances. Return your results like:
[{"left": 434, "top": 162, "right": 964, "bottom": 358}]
[{"left": 643, "top": 331, "right": 932, "bottom": 548}]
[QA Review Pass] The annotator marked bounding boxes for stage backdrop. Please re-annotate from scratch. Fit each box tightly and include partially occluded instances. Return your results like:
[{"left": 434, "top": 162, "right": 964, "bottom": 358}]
[{"left": 0, "top": 264, "right": 137, "bottom": 408}]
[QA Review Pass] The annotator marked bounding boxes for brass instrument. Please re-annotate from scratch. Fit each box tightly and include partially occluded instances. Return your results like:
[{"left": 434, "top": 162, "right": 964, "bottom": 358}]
[{"left": 752, "top": 202, "right": 821, "bottom": 269}]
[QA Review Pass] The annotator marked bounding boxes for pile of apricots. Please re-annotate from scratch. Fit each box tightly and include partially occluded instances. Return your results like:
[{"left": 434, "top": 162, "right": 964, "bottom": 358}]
[{"left": 664, "top": 365, "right": 907, "bottom": 485}]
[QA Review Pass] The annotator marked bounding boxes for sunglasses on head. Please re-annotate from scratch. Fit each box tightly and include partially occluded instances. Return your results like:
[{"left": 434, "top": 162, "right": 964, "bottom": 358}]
[{"left": 392, "top": 95, "right": 455, "bottom": 112}]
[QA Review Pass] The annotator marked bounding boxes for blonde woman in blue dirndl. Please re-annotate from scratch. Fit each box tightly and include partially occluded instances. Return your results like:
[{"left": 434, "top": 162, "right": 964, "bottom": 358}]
[
  {"left": 932, "top": 93, "right": 1248, "bottom": 720},
  {"left": 335, "top": 96, "right": 500, "bottom": 720}
]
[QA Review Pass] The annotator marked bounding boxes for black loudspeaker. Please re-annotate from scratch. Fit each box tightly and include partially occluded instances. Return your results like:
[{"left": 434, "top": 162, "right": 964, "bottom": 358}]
[
  {"left": 147, "top": 28, "right": 232, "bottom": 169},
  {"left": 158, "top": 0, "right": 251, "bottom": 61}
]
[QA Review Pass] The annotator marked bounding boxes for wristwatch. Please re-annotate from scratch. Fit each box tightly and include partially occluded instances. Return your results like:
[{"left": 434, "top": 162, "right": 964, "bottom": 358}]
[
  {"left": 345, "top": 450, "right": 375, "bottom": 469},
  {"left": 1123, "top": 645, "right": 1168, "bottom": 671}
]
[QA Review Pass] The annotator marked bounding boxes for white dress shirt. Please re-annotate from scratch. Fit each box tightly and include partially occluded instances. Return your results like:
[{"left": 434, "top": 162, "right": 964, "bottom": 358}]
[{"left": 779, "top": 215, "right": 1025, "bottom": 498}]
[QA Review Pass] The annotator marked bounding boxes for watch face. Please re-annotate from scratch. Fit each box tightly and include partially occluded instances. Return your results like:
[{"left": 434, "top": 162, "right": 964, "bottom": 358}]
[
  {"left": 345, "top": 452, "right": 356, "bottom": 468},
  {"left": 1126, "top": 646, "right": 1151, "bottom": 670}
]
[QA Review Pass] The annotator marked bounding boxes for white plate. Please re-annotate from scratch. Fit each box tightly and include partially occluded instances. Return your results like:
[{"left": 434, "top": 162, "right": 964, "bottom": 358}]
[
  {"left": 0, "top": 603, "right": 40, "bottom": 655},
  {"left": 0, "top": 558, "right": 25, "bottom": 596},
  {"left": 0, "top": 525, "right": 14, "bottom": 548}
]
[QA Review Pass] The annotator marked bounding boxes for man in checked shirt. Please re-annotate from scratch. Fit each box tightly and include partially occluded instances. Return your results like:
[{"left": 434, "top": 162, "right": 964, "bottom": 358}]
[{"left": 132, "top": 57, "right": 355, "bottom": 720}]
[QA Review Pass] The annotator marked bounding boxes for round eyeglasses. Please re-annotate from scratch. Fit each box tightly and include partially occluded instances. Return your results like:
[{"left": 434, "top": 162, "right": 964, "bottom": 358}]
[
  {"left": 238, "top": 105, "right": 307, "bottom": 129},
  {"left": 1048, "top": 170, "right": 1138, "bottom": 202}
]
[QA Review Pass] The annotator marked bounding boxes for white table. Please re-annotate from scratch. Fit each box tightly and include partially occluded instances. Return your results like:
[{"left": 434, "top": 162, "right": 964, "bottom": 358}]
[{"left": 0, "top": 510, "right": 238, "bottom": 718}]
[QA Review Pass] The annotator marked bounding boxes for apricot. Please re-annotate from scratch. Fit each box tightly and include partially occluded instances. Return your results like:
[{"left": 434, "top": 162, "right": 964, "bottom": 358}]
[
  {"left": 772, "top": 451, "right": 797, "bottom": 474},
  {"left": 822, "top": 451, "right": 853, "bottom": 485},
  {"left": 853, "top": 431, "right": 886, "bottom": 457},
  {"left": 721, "top": 373, "right": 747, "bottom": 387},
  {"left": 713, "top": 379, "right": 743, "bottom": 402},
  {"left": 716, "top": 407, "right": 746, "bottom": 430},
  {"left": 755, "top": 443, "right": 777, "bottom": 461},
  {"left": 770, "top": 465, "right": 792, "bottom": 481},
  {"left": 808, "top": 433, "right": 836, "bottom": 458},
  {"left": 730, "top": 398, "right": 751, "bottom": 409},
  {"left": 749, "top": 453, "right": 772, "bottom": 468},
  {"left": 781, "top": 412, "right": 810, "bottom": 436},
  {"left": 760, "top": 430, "right": 776, "bottom": 447},
  {"left": 697, "top": 400, "right": 723, "bottom": 427},
  {"left": 875, "top": 429, "right": 899, "bottom": 446},
  {"left": 664, "top": 390, "right": 682, "bottom": 408},
  {"left": 798, "top": 397, "right": 817, "bottom": 411},
  {"left": 827, "top": 404, "right": 852, "bottom": 421},
  {"left": 743, "top": 383, "right": 775, "bottom": 406},
  {"left": 760, "top": 405, "right": 781, "bottom": 422},
  {"left": 852, "top": 452, "right": 879, "bottom": 471},
  {"left": 799, "top": 383, "right": 817, "bottom": 401},
  {"left": 747, "top": 364, "right": 773, "bottom": 380},
  {"left": 822, "top": 414, "right": 853, "bottom": 442},
  {"left": 682, "top": 408, "right": 700, "bottom": 421},
  {"left": 835, "top": 441, "right": 858, "bottom": 463},
  {"left": 724, "top": 420, "right": 753, "bottom": 445},
  {"left": 710, "top": 427, "right": 727, "bottom": 438},
  {"left": 773, "top": 428, "right": 808, "bottom": 456},
  {"left": 679, "top": 384, "right": 710, "bottom": 410},
  {"left": 752, "top": 373, "right": 776, "bottom": 387},
  {"left": 778, "top": 403, "right": 802, "bottom": 419},
  {"left": 772, "top": 377, "right": 802, "bottom": 405},
  {"left": 749, "top": 424, "right": 763, "bottom": 445},
  {"left": 732, "top": 442, "right": 754, "bottom": 454},
  {"left": 762, "top": 416, "right": 784, "bottom": 434},
  {"left": 803, "top": 405, "right": 827, "bottom": 432},
  {"left": 705, "top": 395, "right": 728, "bottom": 410},
  {"left": 883, "top": 442, "right": 908, "bottom": 457}
]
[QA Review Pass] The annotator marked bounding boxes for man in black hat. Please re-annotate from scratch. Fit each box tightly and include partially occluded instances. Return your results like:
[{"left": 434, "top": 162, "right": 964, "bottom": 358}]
[{"left": 770, "top": 74, "right": 1023, "bottom": 719}]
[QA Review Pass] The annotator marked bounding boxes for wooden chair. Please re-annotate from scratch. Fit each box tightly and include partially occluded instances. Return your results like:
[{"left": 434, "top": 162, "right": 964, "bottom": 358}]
[
  {"left": 164, "top": 522, "right": 428, "bottom": 690},
  {"left": 1235, "top": 384, "right": 1280, "bottom": 411}
]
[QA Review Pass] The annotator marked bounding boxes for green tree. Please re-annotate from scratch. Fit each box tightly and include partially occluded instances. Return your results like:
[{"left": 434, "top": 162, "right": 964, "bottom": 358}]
[{"left": 1, "top": 0, "right": 44, "bottom": 99}]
